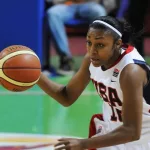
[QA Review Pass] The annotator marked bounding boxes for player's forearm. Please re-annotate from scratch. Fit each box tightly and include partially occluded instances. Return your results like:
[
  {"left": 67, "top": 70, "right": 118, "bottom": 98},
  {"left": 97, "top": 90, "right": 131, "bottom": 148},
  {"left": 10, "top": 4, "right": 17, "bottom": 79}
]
[
  {"left": 37, "top": 73, "right": 71, "bottom": 106},
  {"left": 80, "top": 125, "right": 140, "bottom": 149}
]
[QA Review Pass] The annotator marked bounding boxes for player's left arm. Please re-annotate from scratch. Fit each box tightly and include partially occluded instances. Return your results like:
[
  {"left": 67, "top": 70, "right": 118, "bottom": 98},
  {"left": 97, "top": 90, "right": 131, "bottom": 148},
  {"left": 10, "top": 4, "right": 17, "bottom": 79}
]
[{"left": 55, "top": 63, "right": 148, "bottom": 150}]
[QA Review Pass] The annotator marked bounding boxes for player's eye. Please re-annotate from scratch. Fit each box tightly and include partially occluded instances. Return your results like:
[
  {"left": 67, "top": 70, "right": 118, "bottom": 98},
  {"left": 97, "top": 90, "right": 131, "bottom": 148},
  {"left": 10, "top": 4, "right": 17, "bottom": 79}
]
[
  {"left": 96, "top": 44, "right": 104, "bottom": 49},
  {"left": 86, "top": 41, "right": 92, "bottom": 46}
]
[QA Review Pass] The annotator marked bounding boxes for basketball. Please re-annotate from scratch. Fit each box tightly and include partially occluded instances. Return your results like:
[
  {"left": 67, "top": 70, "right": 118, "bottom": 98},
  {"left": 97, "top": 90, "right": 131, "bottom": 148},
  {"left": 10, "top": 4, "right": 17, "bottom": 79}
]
[{"left": 0, "top": 45, "right": 41, "bottom": 92}]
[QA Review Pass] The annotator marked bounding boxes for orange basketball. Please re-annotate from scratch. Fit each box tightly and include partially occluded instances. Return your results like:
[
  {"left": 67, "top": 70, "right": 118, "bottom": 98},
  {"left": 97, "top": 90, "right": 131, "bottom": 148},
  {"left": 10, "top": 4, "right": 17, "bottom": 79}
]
[{"left": 0, "top": 45, "right": 41, "bottom": 92}]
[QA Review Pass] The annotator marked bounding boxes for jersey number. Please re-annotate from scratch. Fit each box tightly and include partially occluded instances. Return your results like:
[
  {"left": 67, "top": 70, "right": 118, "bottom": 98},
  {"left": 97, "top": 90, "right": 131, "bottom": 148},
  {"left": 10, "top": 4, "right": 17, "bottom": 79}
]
[{"left": 92, "top": 80, "right": 122, "bottom": 122}]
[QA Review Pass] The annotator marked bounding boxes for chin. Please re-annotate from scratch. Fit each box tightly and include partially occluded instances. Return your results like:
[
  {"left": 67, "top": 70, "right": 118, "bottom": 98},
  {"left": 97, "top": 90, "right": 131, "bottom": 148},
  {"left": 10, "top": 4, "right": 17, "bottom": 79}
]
[{"left": 92, "top": 62, "right": 101, "bottom": 67}]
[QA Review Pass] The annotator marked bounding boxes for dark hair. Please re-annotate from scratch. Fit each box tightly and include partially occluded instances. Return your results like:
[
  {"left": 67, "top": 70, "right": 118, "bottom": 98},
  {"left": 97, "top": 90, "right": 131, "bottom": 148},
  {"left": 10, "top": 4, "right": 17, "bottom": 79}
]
[{"left": 89, "top": 16, "right": 143, "bottom": 45}]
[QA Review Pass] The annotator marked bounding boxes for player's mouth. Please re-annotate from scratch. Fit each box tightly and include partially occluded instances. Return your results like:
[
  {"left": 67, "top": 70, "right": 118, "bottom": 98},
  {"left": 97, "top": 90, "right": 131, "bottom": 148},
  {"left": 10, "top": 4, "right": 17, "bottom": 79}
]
[{"left": 90, "top": 58, "right": 100, "bottom": 63}]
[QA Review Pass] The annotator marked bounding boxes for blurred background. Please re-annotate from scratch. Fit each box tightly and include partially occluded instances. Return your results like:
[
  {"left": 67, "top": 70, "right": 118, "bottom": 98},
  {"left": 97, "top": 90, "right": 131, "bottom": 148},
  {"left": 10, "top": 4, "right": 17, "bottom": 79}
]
[{"left": 0, "top": 0, "right": 149, "bottom": 140}]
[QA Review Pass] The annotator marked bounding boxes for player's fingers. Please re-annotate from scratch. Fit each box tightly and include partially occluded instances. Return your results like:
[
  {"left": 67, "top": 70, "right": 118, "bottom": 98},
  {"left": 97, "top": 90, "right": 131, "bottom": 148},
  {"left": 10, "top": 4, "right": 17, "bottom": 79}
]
[
  {"left": 55, "top": 145, "right": 70, "bottom": 150},
  {"left": 58, "top": 138, "right": 71, "bottom": 141},
  {"left": 54, "top": 141, "right": 70, "bottom": 147}
]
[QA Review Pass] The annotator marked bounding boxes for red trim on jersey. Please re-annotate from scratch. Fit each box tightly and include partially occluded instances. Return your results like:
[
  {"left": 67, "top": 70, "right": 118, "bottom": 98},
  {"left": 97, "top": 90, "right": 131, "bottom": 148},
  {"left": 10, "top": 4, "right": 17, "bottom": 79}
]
[
  {"left": 88, "top": 114, "right": 104, "bottom": 150},
  {"left": 89, "top": 114, "right": 104, "bottom": 137},
  {"left": 108, "top": 45, "right": 134, "bottom": 69}
]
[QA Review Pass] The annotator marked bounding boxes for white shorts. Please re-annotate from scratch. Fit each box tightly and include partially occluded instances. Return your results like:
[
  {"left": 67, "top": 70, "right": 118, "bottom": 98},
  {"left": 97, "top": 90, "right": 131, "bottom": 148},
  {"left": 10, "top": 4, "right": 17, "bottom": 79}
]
[{"left": 88, "top": 114, "right": 150, "bottom": 150}]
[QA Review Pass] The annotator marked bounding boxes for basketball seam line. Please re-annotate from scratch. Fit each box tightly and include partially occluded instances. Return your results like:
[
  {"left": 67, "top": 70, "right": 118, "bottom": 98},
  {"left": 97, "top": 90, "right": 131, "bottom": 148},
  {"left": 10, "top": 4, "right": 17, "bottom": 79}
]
[{"left": 0, "top": 50, "right": 41, "bottom": 86}]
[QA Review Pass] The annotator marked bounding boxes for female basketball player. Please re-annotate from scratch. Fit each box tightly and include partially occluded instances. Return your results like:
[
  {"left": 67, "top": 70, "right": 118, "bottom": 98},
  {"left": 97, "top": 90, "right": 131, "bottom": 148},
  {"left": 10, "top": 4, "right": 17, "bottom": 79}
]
[{"left": 37, "top": 16, "right": 150, "bottom": 149}]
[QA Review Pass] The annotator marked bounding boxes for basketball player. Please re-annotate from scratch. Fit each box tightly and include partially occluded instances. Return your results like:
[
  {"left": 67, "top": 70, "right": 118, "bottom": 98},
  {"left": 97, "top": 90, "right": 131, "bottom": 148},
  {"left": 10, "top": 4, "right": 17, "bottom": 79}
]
[{"left": 37, "top": 16, "right": 150, "bottom": 149}]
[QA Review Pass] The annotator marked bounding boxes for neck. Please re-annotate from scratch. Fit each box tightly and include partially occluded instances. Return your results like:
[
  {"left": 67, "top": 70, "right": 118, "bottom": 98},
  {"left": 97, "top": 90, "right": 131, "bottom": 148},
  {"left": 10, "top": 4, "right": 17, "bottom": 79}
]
[{"left": 103, "top": 49, "right": 121, "bottom": 70}]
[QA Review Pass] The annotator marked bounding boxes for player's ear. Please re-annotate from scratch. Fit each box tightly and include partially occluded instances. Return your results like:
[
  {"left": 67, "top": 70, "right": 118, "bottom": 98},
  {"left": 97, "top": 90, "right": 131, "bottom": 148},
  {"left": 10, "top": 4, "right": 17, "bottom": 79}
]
[{"left": 115, "top": 39, "right": 122, "bottom": 49}]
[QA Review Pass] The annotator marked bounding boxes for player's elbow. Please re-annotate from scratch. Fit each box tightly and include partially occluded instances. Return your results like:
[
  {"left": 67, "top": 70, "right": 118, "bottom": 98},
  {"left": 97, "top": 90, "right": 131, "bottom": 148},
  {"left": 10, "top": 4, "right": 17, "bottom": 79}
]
[
  {"left": 62, "top": 99, "right": 76, "bottom": 107},
  {"left": 131, "top": 132, "right": 141, "bottom": 141},
  {"left": 126, "top": 127, "right": 141, "bottom": 142},
  {"left": 123, "top": 125, "right": 141, "bottom": 142},
  {"left": 62, "top": 102, "right": 72, "bottom": 107},
  {"left": 131, "top": 127, "right": 141, "bottom": 141},
  {"left": 60, "top": 87, "right": 78, "bottom": 107},
  {"left": 60, "top": 97, "right": 76, "bottom": 107}
]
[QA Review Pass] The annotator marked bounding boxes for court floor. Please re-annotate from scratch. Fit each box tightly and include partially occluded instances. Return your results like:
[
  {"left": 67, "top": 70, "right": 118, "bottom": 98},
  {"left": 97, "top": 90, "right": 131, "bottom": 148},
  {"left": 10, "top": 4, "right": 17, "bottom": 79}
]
[{"left": 0, "top": 76, "right": 102, "bottom": 138}]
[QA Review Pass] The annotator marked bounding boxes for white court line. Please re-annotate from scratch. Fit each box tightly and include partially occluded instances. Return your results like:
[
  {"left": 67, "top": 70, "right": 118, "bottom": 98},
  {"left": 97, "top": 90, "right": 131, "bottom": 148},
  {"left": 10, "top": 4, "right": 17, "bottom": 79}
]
[
  {"left": 0, "top": 133, "right": 82, "bottom": 150},
  {"left": 0, "top": 90, "right": 98, "bottom": 96}
]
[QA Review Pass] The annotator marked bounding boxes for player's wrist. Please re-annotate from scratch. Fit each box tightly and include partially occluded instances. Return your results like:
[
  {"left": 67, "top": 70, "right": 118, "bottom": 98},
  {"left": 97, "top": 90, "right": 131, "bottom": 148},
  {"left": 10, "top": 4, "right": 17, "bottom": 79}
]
[{"left": 80, "top": 138, "right": 90, "bottom": 149}]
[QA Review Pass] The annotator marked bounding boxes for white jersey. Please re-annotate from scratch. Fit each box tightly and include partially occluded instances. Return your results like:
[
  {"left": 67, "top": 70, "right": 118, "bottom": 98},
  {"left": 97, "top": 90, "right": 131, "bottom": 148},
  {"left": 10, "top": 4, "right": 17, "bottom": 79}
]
[{"left": 89, "top": 45, "right": 150, "bottom": 145}]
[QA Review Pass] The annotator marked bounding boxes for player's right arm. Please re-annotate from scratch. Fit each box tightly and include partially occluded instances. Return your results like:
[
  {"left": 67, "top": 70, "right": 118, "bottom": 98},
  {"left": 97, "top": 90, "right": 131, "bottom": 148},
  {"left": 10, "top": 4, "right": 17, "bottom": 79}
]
[{"left": 37, "top": 53, "right": 91, "bottom": 106}]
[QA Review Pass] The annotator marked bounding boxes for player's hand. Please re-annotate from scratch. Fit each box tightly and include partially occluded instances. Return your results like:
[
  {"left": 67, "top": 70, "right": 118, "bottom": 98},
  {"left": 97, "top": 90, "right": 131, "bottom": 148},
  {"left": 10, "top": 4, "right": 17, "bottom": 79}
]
[{"left": 54, "top": 138, "right": 84, "bottom": 150}]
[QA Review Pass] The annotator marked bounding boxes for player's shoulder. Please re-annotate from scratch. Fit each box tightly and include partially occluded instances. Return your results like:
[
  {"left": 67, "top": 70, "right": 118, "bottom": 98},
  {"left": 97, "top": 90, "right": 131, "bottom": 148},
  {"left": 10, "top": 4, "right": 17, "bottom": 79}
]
[
  {"left": 78, "top": 53, "right": 91, "bottom": 72},
  {"left": 120, "top": 63, "right": 147, "bottom": 86},
  {"left": 82, "top": 53, "right": 91, "bottom": 65},
  {"left": 122, "top": 44, "right": 143, "bottom": 59},
  {"left": 117, "top": 45, "right": 145, "bottom": 69},
  {"left": 84, "top": 53, "right": 90, "bottom": 60}
]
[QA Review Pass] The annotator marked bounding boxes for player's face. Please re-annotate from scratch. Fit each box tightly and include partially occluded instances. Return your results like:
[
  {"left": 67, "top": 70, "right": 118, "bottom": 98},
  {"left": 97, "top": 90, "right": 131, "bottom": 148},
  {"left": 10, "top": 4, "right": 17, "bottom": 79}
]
[{"left": 86, "top": 27, "right": 118, "bottom": 68}]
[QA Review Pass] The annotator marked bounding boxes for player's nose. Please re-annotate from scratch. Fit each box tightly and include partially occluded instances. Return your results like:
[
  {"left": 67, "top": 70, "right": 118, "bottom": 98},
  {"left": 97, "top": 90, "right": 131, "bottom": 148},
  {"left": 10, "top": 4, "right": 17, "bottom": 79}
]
[{"left": 90, "top": 46, "right": 98, "bottom": 54}]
